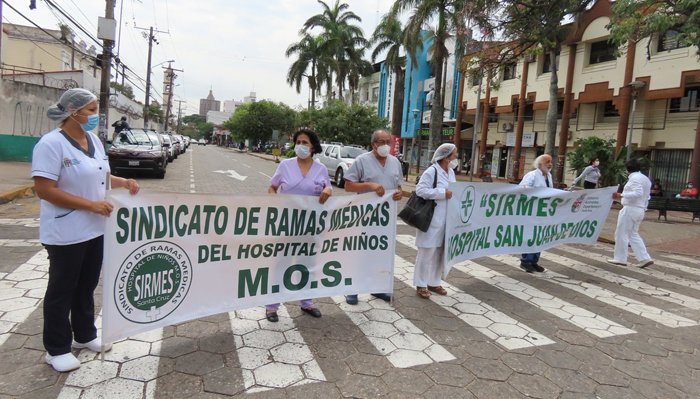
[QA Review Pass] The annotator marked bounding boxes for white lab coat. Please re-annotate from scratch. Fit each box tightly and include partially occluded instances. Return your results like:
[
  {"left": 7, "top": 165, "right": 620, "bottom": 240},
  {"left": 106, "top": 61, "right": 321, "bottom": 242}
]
[{"left": 415, "top": 165, "right": 456, "bottom": 248}]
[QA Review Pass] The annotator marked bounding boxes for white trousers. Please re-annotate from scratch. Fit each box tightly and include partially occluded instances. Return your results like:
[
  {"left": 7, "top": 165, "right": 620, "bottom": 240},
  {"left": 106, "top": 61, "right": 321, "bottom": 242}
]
[
  {"left": 613, "top": 206, "right": 651, "bottom": 263},
  {"left": 414, "top": 246, "right": 444, "bottom": 287}
]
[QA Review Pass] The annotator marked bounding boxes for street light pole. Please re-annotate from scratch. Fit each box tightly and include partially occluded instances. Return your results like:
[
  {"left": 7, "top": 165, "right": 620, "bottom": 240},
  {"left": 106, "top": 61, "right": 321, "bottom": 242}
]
[{"left": 626, "top": 80, "right": 645, "bottom": 162}]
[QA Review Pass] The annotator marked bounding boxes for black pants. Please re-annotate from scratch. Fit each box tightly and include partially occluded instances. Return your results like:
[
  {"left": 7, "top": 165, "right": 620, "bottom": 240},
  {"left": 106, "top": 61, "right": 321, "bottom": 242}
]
[
  {"left": 583, "top": 181, "right": 597, "bottom": 189},
  {"left": 43, "top": 236, "right": 103, "bottom": 356}
]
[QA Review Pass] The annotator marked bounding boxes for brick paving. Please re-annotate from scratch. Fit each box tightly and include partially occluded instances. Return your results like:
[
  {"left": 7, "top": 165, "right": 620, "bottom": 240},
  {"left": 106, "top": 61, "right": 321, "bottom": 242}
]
[{"left": 0, "top": 146, "right": 698, "bottom": 398}]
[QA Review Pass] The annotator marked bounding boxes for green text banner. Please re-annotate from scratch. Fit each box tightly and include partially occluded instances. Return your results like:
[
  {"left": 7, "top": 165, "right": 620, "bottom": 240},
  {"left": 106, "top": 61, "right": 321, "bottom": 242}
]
[
  {"left": 445, "top": 183, "right": 616, "bottom": 274},
  {"left": 103, "top": 191, "right": 397, "bottom": 344}
]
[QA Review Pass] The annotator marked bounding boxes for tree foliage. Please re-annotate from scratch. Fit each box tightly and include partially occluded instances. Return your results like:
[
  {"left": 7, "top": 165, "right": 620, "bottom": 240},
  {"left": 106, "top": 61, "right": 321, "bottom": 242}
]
[
  {"left": 181, "top": 114, "right": 213, "bottom": 140},
  {"left": 568, "top": 136, "right": 650, "bottom": 188},
  {"left": 370, "top": 14, "right": 406, "bottom": 137},
  {"left": 302, "top": 0, "right": 369, "bottom": 100},
  {"left": 110, "top": 82, "right": 135, "bottom": 99},
  {"left": 223, "top": 101, "right": 296, "bottom": 145},
  {"left": 608, "top": 0, "right": 700, "bottom": 54},
  {"left": 296, "top": 100, "right": 387, "bottom": 146}
]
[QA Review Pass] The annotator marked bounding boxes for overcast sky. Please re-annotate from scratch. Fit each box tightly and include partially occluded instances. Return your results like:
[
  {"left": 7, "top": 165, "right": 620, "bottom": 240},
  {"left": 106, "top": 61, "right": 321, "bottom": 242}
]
[{"left": 2, "top": 0, "right": 396, "bottom": 115}]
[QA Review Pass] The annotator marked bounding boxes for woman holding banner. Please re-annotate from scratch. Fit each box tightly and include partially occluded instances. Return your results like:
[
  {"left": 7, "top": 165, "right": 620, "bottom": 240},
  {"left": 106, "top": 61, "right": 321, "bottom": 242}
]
[
  {"left": 32, "top": 88, "right": 140, "bottom": 372},
  {"left": 265, "top": 127, "right": 332, "bottom": 322},
  {"left": 413, "top": 143, "right": 457, "bottom": 299}
]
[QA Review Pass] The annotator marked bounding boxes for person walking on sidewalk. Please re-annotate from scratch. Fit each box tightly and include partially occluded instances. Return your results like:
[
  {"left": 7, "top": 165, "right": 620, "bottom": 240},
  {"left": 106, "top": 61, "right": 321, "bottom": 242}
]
[
  {"left": 343, "top": 129, "right": 403, "bottom": 304},
  {"left": 32, "top": 88, "right": 140, "bottom": 372},
  {"left": 573, "top": 158, "right": 601, "bottom": 189},
  {"left": 414, "top": 143, "right": 457, "bottom": 299},
  {"left": 519, "top": 154, "right": 554, "bottom": 273},
  {"left": 607, "top": 158, "right": 654, "bottom": 268},
  {"left": 265, "top": 127, "right": 331, "bottom": 322}
]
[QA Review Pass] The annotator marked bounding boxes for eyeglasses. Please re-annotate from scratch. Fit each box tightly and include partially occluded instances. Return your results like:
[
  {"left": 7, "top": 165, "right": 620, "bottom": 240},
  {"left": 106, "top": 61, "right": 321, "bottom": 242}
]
[{"left": 374, "top": 140, "right": 390, "bottom": 145}]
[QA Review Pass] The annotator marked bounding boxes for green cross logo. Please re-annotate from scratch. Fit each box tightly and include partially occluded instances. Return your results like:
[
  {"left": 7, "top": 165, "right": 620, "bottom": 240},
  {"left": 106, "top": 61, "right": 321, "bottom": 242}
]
[{"left": 459, "top": 186, "right": 476, "bottom": 223}]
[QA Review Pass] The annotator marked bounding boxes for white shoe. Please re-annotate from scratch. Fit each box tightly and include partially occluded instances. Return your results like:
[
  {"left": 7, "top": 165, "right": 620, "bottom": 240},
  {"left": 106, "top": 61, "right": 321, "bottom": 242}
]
[
  {"left": 638, "top": 259, "right": 654, "bottom": 268},
  {"left": 73, "top": 337, "right": 112, "bottom": 352},
  {"left": 45, "top": 353, "right": 80, "bottom": 372},
  {"left": 606, "top": 258, "right": 627, "bottom": 266}
]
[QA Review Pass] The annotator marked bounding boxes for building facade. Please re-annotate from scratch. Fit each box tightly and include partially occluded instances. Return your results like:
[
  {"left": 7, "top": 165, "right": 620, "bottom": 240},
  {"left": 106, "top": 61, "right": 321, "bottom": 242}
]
[
  {"left": 199, "top": 89, "right": 220, "bottom": 116},
  {"left": 459, "top": 0, "right": 699, "bottom": 192}
]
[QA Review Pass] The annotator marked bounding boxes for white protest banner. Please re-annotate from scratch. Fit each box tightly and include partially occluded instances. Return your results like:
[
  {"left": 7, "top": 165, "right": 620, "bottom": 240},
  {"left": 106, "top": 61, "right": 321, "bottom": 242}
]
[
  {"left": 103, "top": 191, "right": 396, "bottom": 344},
  {"left": 445, "top": 183, "right": 616, "bottom": 274}
]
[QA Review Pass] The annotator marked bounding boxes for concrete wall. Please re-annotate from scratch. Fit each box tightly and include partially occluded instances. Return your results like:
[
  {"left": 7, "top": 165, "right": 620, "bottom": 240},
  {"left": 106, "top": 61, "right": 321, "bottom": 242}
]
[{"left": 0, "top": 79, "right": 63, "bottom": 137}]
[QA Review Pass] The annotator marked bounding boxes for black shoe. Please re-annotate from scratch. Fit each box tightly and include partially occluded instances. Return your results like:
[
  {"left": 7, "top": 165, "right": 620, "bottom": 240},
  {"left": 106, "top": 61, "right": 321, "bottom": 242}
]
[
  {"left": 520, "top": 262, "right": 535, "bottom": 273},
  {"left": 532, "top": 263, "right": 545, "bottom": 272},
  {"left": 265, "top": 311, "right": 279, "bottom": 323},
  {"left": 345, "top": 295, "right": 358, "bottom": 305},
  {"left": 371, "top": 293, "right": 392, "bottom": 302},
  {"left": 301, "top": 307, "right": 322, "bottom": 318}
]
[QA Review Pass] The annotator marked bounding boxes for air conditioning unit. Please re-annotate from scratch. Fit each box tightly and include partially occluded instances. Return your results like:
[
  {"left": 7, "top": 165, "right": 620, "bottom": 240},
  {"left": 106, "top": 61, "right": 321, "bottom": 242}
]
[{"left": 502, "top": 122, "right": 514, "bottom": 132}]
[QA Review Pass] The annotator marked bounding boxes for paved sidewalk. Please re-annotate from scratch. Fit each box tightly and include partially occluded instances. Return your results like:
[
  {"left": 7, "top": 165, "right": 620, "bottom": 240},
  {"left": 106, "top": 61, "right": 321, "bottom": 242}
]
[
  {"left": 3, "top": 154, "right": 699, "bottom": 257},
  {"left": 0, "top": 162, "right": 33, "bottom": 204}
]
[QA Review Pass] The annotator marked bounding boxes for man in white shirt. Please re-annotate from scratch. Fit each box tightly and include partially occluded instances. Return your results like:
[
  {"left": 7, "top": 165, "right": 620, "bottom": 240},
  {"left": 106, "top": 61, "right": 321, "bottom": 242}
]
[
  {"left": 607, "top": 158, "right": 654, "bottom": 268},
  {"left": 519, "top": 154, "right": 554, "bottom": 272}
]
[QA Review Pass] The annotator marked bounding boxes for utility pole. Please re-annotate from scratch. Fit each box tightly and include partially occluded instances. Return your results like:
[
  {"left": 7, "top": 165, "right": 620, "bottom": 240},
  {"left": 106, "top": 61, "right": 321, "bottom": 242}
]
[
  {"left": 162, "top": 62, "right": 183, "bottom": 132},
  {"left": 175, "top": 100, "right": 186, "bottom": 134},
  {"left": 135, "top": 26, "right": 167, "bottom": 128},
  {"left": 98, "top": 0, "right": 117, "bottom": 146}
]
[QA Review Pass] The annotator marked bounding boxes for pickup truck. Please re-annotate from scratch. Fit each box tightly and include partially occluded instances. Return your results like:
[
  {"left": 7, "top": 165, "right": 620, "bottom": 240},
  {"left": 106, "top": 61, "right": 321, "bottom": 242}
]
[{"left": 315, "top": 143, "right": 367, "bottom": 188}]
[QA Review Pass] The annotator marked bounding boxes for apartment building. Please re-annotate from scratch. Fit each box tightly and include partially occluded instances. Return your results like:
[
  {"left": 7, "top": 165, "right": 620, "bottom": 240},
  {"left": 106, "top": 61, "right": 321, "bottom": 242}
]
[{"left": 458, "top": 0, "right": 699, "bottom": 193}]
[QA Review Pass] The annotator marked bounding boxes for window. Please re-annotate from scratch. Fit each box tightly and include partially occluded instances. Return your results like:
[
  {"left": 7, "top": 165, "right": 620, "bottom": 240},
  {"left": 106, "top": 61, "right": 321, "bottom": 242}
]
[
  {"left": 658, "top": 30, "right": 689, "bottom": 52},
  {"left": 470, "top": 71, "right": 482, "bottom": 87},
  {"left": 669, "top": 86, "right": 700, "bottom": 113},
  {"left": 371, "top": 87, "right": 379, "bottom": 102},
  {"left": 503, "top": 62, "right": 517, "bottom": 80},
  {"left": 488, "top": 105, "right": 498, "bottom": 123},
  {"left": 602, "top": 101, "right": 619, "bottom": 117},
  {"left": 542, "top": 51, "right": 560, "bottom": 73},
  {"left": 589, "top": 40, "right": 617, "bottom": 64}
]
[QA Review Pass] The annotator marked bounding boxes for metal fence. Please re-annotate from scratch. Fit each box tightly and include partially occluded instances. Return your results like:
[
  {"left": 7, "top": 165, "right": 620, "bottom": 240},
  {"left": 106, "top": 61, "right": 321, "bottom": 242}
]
[{"left": 650, "top": 149, "right": 692, "bottom": 197}]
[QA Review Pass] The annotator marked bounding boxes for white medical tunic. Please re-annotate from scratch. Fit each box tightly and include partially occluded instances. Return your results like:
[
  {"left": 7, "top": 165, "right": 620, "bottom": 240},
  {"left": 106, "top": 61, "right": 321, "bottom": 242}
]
[{"left": 31, "top": 128, "right": 110, "bottom": 245}]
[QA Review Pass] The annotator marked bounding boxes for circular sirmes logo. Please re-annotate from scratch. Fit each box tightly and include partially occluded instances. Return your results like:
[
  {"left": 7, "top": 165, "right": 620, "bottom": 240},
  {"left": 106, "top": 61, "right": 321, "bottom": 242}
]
[
  {"left": 459, "top": 186, "right": 477, "bottom": 224},
  {"left": 571, "top": 193, "right": 587, "bottom": 213},
  {"left": 114, "top": 241, "right": 192, "bottom": 323}
]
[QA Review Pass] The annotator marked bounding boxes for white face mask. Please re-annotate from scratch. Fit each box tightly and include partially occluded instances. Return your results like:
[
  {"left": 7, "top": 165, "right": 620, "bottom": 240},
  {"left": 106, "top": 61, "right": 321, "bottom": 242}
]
[
  {"left": 376, "top": 144, "right": 390, "bottom": 158},
  {"left": 448, "top": 159, "right": 459, "bottom": 169},
  {"left": 295, "top": 144, "right": 311, "bottom": 159}
]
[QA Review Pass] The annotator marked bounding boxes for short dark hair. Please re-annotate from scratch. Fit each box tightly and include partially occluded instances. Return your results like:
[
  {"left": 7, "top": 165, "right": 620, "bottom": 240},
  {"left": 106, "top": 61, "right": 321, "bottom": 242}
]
[
  {"left": 293, "top": 127, "right": 322, "bottom": 155},
  {"left": 625, "top": 158, "right": 641, "bottom": 173},
  {"left": 121, "top": 116, "right": 127, "bottom": 121}
]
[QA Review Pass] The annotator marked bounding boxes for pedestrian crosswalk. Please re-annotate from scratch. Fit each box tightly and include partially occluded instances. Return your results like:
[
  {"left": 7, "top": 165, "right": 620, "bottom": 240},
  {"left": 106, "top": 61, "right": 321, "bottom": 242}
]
[{"left": 1, "top": 237, "right": 699, "bottom": 396}]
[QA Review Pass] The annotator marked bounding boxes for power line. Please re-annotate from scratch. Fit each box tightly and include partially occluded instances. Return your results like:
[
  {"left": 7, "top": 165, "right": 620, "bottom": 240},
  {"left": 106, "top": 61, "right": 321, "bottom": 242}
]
[
  {"left": 43, "top": 0, "right": 103, "bottom": 49},
  {"left": 1, "top": 15, "right": 66, "bottom": 66}
]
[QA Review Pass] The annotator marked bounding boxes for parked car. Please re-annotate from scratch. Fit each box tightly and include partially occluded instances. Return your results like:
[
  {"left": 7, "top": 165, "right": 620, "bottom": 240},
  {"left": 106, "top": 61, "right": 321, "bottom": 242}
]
[
  {"left": 108, "top": 128, "right": 168, "bottom": 178},
  {"left": 198, "top": 138, "right": 207, "bottom": 145},
  {"left": 173, "top": 134, "right": 186, "bottom": 154},
  {"left": 160, "top": 133, "right": 176, "bottom": 162},
  {"left": 315, "top": 143, "right": 367, "bottom": 188}
]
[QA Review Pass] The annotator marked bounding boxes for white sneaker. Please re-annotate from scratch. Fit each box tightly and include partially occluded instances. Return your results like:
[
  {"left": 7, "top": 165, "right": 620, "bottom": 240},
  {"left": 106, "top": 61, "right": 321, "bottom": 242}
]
[
  {"left": 45, "top": 353, "right": 80, "bottom": 372},
  {"left": 638, "top": 259, "right": 654, "bottom": 268},
  {"left": 606, "top": 258, "right": 627, "bottom": 266},
  {"left": 72, "top": 337, "right": 112, "bottom": 352}
]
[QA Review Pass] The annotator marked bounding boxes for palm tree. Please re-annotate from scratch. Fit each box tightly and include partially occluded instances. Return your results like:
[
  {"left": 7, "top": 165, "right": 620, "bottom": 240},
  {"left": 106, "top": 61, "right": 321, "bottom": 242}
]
[
  {"left": 303, "top": 0, "right": 368, "bottom": 100},
  {"left": 370, "top": 14, "right": 408, "bottom": 137},
  {"left": 285, "top": 33, "right": 325, "bottom": 110},
  {"left": 391, "top": 0, "right": 468, "bottom": 155}
]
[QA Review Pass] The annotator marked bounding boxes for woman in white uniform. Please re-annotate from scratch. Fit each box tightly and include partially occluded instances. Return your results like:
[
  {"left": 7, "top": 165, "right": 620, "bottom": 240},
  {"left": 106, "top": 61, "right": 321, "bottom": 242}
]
[
  {"left": 32, "top": 88, "right": 140, "bottom": 372},
  {"left": 414, "top": 143, "right": 457, "bottom": 299}
]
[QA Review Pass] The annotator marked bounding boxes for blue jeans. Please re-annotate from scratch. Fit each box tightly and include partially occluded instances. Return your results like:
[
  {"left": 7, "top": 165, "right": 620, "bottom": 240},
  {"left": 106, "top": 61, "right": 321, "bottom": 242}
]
[{"left": 521, "top": 252, "right": 540, "bottom": 265}]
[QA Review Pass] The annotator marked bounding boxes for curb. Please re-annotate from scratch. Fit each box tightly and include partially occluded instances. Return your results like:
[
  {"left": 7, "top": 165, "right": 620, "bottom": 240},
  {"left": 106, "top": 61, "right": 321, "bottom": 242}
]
[{"left": 0, "top": 185, "right": 35, "bottom": 205}]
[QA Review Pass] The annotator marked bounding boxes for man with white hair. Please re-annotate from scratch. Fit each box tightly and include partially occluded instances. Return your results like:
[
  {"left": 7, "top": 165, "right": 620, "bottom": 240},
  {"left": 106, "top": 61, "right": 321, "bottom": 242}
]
[
  {"left": 343, "top": 129, "right": 403, "bottom": 304},
  {"left": 518, "top": 154, "right": 554, "bottom": 272}
]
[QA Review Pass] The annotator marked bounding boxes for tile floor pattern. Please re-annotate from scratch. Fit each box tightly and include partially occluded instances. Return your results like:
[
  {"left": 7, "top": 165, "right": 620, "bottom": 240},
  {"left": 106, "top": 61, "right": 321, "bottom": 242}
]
[{"left": 1, "top": 232, "right": 700, "bottom": 397}]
